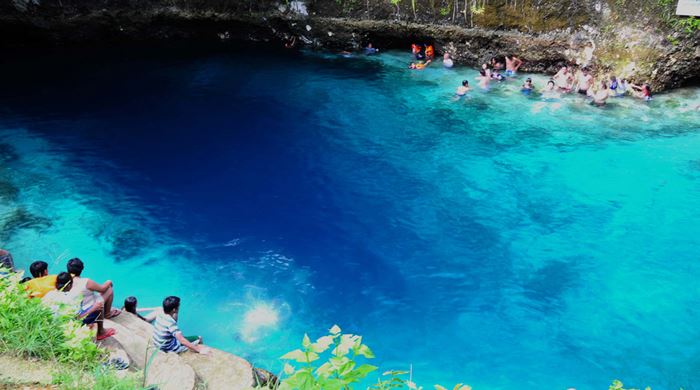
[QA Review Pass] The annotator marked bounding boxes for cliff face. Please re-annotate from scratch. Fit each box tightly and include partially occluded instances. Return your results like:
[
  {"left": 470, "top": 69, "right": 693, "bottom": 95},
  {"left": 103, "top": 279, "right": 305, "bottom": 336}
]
[{"left": 1, "top": 0, "right": 699, "bottom": 90}]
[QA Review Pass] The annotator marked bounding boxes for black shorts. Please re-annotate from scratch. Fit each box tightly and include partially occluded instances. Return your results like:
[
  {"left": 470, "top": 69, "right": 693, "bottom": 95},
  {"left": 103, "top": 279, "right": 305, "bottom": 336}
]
[
  {"left": 82, "top": 311, "right": 100, "bottom": 325},
  {"left": 578, "top": 89, "right": 588, "bottom": 95}
]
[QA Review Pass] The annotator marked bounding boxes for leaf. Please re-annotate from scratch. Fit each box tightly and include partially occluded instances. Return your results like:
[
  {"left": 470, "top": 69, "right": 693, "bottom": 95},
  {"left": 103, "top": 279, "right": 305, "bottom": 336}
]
[
  {"left": 311, "top": 335, "right": 334, "bottom": 353},
  {"left": 333, "top": 334, "right": 360, "bottom": 356},
  {"left": 344, "top": 364, "right": 377, "bottom": 382},
  {"left": 283, "top": 363, "right": 295, "bottom": 375},
  {"left": 302, "top": 333, "right": 312, "bottom": 349},
  {"left": 306, "top": 351, "right": 320, "bottom": 363},
  {"left": 329, "top": 324, "right": 341, "bottom": 335},
  {"left": 280, "top": 349, "right": 307, "bottom": 362},
  {"left": 315, "top": 362, "right": 334, "bottom": 378},
  {"left": 355, "top": 343, "right": 375, "bottom": 358}
]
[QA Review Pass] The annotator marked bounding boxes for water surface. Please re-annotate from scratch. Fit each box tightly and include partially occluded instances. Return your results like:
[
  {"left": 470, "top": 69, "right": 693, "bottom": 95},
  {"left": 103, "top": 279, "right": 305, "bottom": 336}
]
[{"left": 1, "top": 44, "right": 699, "bottom": 389}]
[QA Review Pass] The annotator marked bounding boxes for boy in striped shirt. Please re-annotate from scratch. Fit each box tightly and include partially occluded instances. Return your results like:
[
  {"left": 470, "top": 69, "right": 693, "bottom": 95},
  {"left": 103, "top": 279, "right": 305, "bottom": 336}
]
[{"left": 152, "top": 296, "right": 208, "bottom": 354}]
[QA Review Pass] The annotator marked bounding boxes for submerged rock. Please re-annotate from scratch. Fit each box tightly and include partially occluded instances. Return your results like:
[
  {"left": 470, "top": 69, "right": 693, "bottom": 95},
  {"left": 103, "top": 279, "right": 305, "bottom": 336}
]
[
  {"left": 110, "top": 228, "right": 149, "bottom": 260},
  {"left": 0, "top": 207, "right": 51, "bottom": 241},
  {"left": 0, "top": 180, "right": 19, "bottom": 201},
  {"left": 0, "top": 143, "right": 19, "bottom": 163}
]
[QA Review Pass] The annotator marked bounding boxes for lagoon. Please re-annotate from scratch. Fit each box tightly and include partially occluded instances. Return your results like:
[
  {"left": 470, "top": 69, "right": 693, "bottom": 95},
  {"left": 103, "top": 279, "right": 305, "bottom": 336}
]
[{"left": 1, "top": 44, "right": 699, "bottom": 389}]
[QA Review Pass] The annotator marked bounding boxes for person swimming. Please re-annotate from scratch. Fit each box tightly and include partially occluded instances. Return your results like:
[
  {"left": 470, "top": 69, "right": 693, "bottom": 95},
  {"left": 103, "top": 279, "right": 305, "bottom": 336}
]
[
  {"left": 609, "top": 75, "right": 619, "bottom": 94},
  {"left": 409, "top": 60, "right": 432, "bottom": 70},
  {"left": 553, "top": 66, "right": 573, "bottom": 93},
  {"left": 412, "top": 44, "right": 424, "bottom": 60},
  {"left": 364, "top": 43, "right": 379, "bottom": 55},
  {"left": 505, "top": 55, "right": 523, "bottom": 77},
  {"left": 592, "top": 80, "right": 610, "bottom": 107},
  {"left": 522, "top": 77, "right": 534, "bottom": 94},
  {"left": 542, "top": 79, "right": 561, "bottom": 100},
  {"left": 425, "top": 45, "right": 435, "bottom": 61},
  {"left": 630, "top": 82, "right": 652, "bottom": 101},
  {"left": 443, "top": 52, "right": 454, "bottom": 68},
  {"left": 456, "top": 80, "right": 470, "bottom": 96},
  {"left": 477, "top": 69, "right": 491, "bottom": 89},
  {"left": 491, "top": 56, "right": 505, "bottom": 71}
]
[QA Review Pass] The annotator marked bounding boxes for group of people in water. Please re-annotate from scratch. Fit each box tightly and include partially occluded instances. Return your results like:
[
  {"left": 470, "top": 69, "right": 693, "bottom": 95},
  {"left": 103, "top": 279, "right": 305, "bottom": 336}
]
[
  {"left": 400, "top": 42, "right": 653, "bottom": 107},
  {"left": 0, "top": 248, "right": 210, "bottom": 364}
]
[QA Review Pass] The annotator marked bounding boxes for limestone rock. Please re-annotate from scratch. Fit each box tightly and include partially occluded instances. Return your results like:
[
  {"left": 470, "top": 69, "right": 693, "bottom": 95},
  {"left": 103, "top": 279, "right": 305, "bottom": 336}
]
[
  {"left": 180, "top": 348, "right": 254, "bottom": 390},
  {"left": 146, "top": 351, "right": 196, "bottom": 390}
]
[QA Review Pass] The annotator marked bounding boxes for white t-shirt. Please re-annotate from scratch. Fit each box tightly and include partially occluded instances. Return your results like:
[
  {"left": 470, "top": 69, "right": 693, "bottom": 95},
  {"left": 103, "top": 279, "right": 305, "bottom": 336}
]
[
  {"left": 70, "top": 277, "right": 103, "bottom": 315},
  {"left": 43, "top": 289, "right": 80, "bottom": 315}
]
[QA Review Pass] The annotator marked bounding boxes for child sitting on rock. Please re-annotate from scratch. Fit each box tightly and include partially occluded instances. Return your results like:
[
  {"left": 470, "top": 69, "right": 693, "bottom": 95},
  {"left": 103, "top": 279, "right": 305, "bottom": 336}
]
[{"left": 153, "top": 296, "right": 209, "bottom": 355}]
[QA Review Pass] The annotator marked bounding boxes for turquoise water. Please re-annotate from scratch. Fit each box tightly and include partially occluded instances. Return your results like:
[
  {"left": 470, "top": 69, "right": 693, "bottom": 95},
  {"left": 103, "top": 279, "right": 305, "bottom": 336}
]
[{"left": 1, "top": 45, "right": 700, "bottom": 389}]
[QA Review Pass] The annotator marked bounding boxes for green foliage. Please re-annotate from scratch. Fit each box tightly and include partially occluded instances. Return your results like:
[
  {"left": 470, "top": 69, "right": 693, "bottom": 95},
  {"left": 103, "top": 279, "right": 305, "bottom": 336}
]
[
  {"left": 53, "top": 366, "right": 143, "bottom": 390},
  {"left": 609, "top": 379, "right": 651, "bottom": 390},
  {"left": 368, "top": 370, "right": 409, "bottom": 389},
  {"left": 277, "top": 325, "right": 378, "bottom": 390},
  {"left": 0, "top": 272, "right": 103, "bottom": 367}
]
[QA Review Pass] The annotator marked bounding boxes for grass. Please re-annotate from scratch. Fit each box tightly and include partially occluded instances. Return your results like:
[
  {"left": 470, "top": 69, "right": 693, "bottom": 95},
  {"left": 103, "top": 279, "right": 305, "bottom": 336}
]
[{"left": 0, "top": 270, "right": 142, "bottom": 389}]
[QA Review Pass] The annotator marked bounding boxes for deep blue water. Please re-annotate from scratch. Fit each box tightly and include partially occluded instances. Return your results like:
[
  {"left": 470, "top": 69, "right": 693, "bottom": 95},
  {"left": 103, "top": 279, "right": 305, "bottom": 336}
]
[{"left": 1, "top": 44, "right": 700, "bottom": 389}]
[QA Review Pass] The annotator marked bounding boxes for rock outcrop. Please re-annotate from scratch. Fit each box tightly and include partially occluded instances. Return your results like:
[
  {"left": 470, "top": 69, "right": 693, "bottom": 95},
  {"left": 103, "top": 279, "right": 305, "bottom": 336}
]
[
  {"left": 0, "top": 1, "right": 697, "bottom": 89},
  {"left": 102, "top": 313, "right": 258, "bottom": 390}
]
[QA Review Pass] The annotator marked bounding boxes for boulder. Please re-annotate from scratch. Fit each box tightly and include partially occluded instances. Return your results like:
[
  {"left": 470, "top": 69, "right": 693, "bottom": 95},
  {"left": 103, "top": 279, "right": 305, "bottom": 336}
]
[
  {"left": 104, "top": 312, "right": 153, "bottom": 369},
  {"left": 180, "top": 348, "right": 255, "bottom": 390},
  {"left": 104, "top": 313, "right": 196, "bottom": 390},
  {"left": 146, "top": 351, "right": 196, "bottom": 390}
]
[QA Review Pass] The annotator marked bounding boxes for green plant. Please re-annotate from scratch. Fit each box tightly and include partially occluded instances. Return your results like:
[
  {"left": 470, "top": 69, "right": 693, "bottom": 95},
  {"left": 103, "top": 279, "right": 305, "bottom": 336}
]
[
  {"left": 277, "top": 325, "right": 378, "bottom": 390},
  {"left": 368, "top": 370, "right": 409, "bottom": 389},
  {"left": 609, "top": 379, "right": 651, "bottom": 390},
  {"left": 0, "top": 272, "right": 103, "bottom": 366},
  {"left": 53, "top": 366, "right": 142, "bottom": 390}
]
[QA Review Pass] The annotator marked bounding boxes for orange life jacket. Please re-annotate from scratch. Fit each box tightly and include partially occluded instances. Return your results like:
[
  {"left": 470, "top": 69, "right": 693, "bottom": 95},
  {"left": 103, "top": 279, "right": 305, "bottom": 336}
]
[
  {"left": 412, "top": 44, "right": 421, "bottom": 55},
  {"left": 425, "top": 45, "right": 435, "bottom": 59}
]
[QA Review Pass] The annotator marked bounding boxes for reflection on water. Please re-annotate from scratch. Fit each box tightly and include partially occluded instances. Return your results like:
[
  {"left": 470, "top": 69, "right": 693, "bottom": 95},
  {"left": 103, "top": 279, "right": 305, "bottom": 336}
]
[{"left": 1, "top": 45, "right": 699, "bottom": 389}]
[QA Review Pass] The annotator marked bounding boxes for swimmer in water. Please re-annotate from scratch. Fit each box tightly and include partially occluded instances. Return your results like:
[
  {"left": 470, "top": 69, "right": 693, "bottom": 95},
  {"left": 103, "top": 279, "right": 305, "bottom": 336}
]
[
  {"left": 630, "top": 82, "right": 652, "bottom": 101},
  {"left": 364, "top": 42, "right": 379, "bottom": 55},
  {"left": 574, "top": 66, "right": 594, "bottom": 96},
  {"left": 490, "top": 56, "right": 505, "bottom": 71},
  {"left": 456, "top": 80, "right": 470, "bottom": 96},
  {"left": 592, "top": 80, "right": 610, "bottom": 106},
  {"left": 522, "top": 77, "right": 534, "bottom": 94},
  {"left": 409, "top": 60, "right": 432, "bottom": 70},
  {"left": 477, "top": 69, "right": 491, "bottom": 89},
  {"left": 542, "top": 80, "right": 561, "bottom": 100},
  {"left": 553, "top": 65, "right": 573, "bottom": 93},
  {"left": 443, "top": 52, "right": 454, "bottom": 68}
]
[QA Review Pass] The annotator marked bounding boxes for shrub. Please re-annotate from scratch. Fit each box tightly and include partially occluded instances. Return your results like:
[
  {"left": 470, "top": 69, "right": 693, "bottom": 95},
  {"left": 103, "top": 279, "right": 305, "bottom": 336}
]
[{"left": 0, "top": 271, "right": 103, "bottom": 367}]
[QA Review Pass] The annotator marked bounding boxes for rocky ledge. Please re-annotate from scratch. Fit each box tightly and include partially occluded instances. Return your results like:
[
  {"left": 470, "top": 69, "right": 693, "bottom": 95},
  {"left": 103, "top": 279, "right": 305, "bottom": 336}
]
[
  {"left": 98, "top": 313, "right": 277, "bottom": 390},
  {"left": 1, "top": 1, "right": 698, "bottom": 91}
]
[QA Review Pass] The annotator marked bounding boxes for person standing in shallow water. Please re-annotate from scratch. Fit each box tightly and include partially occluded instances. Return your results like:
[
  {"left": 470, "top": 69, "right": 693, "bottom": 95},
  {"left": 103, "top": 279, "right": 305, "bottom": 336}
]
[
  {"left": 443, "top": 53, "right": 454, "bottom": 68},
  {"left": 505, "top": 55, "right": 522, "bottom": 77},
  {"left": 153, "top": 296, "right": 208, "bottom": 354}
]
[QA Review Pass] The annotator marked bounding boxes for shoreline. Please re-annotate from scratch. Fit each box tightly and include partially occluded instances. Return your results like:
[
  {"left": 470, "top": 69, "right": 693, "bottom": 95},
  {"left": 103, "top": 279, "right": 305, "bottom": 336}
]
[{"left": 0, "top": 4, "right": 698, "bottom": 91}]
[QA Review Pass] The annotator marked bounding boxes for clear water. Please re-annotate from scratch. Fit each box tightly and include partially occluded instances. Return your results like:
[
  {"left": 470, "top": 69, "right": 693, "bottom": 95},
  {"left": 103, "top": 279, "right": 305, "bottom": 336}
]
[{"left": 1, "top": 45, "right": 699, "bottom": 390}]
